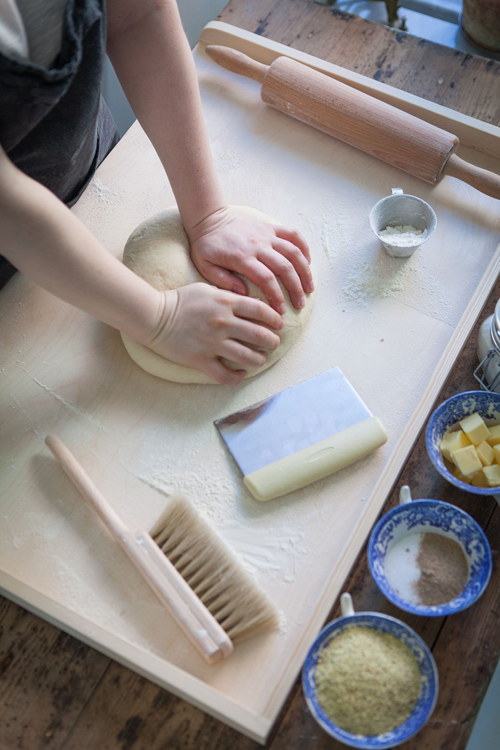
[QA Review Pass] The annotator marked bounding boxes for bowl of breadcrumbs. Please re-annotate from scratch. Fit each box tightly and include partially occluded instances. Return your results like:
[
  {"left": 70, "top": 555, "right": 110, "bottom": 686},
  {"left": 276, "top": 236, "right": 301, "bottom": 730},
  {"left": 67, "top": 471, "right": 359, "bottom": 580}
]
[{"left": 302, "top": 594, "right": 438, "bottom": 748}]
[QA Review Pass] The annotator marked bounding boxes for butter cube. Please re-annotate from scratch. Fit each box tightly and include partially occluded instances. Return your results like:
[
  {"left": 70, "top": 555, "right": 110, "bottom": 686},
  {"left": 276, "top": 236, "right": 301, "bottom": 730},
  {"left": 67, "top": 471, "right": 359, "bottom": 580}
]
[
  {"left": 471, "top": 471, "right": 489, "bottom": 487},
  {"left": 451, "top": 445, "right": 482, "bottom": 477},
  {"left": 486, "top": 424, "right": 500, "bottom": 446},
  {"left": 459, "top": 413, "right": 491, "bottom": 445},
  {"left": 493, "top": 445, "right": 500, "bottom": 465},
  {"left": 477, "top": 440, "right": 494, "bottom": 467},
  {"left": 471, "top": 470, "right": 489, "bottom": 488},
  {"left": 440, "top": 430, "right": 471, "bottom": 461},
  {"left": 482, "top": 464, "right": 500, "bottom": 487},
  {"left": 452, "top": 464, "right": 472, "bottom": 484}
]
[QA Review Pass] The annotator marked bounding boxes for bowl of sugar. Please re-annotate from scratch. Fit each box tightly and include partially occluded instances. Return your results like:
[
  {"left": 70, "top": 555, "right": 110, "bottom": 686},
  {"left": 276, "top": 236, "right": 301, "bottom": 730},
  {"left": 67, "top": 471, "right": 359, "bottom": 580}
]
[
  {"left": 426, "top": 390, "right": 500, "bottom": 495},
  {"left": 368, "top": 486, "right": 492, "bottom": 616},
  {"left": 302, "top": 593, "right": 438, "bottom": 748}
]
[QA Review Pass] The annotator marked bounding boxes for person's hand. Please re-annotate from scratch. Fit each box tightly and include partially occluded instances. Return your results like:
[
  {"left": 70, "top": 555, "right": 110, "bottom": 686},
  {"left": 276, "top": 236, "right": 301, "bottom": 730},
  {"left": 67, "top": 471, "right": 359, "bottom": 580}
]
[
  {"left": 144, "top": 283, "right": 284, "bottom": 384},
  {"left": 187, "top": 206, "right": 314, "bottom": 314}
]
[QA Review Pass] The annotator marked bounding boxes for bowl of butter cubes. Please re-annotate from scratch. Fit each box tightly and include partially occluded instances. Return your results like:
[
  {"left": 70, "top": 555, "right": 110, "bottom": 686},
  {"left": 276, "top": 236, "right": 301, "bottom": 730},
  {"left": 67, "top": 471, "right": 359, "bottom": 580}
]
[{"left": 426, "top": 390, "right": 500, "bottom": 494}]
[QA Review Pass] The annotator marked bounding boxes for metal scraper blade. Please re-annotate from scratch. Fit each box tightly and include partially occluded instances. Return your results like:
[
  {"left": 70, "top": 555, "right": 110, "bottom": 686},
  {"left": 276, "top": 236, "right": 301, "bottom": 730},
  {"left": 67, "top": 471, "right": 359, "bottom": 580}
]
[{"left": 214, "top": 367, "right": 373, "bottom": 477}]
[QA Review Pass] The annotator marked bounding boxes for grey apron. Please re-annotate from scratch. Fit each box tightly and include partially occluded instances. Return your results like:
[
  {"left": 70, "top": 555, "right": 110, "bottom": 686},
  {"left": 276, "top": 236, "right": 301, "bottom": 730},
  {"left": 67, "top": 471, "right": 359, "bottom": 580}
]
[{"left": 0, "top": 0, "right": 119, "bottom": 287}]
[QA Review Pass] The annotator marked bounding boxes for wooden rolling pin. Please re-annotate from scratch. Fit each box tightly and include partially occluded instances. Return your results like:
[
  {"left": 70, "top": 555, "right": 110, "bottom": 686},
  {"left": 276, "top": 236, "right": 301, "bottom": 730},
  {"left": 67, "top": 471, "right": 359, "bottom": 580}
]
[{"left": 205, "top": 45, "right": 500, "bottom": 200}]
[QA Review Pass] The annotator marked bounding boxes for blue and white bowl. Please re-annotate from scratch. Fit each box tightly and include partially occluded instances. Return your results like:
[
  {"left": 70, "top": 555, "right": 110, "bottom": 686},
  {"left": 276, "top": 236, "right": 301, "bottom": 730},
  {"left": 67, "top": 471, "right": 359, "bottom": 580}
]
[
  {"left": 368, "top": 487, "right": 492, "bottom": 616},
  {"left": 302, "top": 594, "right": 438, "bottom": 749},
  {"left": 426, "top": 390, "right": 500, "bottom": 495}
]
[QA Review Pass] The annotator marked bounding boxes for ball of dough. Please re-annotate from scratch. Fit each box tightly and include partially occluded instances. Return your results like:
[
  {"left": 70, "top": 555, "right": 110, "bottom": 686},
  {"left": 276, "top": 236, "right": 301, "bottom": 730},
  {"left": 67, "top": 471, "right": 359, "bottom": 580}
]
[{"left": 121, "top": 206, "right": 316, "bottom": 385}]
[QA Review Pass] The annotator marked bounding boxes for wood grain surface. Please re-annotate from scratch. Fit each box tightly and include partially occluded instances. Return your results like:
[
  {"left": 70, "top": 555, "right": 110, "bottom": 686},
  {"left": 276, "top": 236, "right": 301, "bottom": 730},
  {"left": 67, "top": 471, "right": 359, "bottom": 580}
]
[{"left": 1, "top": 2, "right": 500, "bottom": 749}]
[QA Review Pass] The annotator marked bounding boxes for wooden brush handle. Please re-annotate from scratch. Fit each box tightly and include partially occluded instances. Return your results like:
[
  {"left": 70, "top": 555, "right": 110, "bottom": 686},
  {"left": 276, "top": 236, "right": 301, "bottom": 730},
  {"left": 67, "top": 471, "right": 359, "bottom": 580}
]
[
  {"left": 45, "top": 435, "right": 233, "bottom": 664},
  {"left": 206, "top": 45, "right": 500, "bottom": 200}
]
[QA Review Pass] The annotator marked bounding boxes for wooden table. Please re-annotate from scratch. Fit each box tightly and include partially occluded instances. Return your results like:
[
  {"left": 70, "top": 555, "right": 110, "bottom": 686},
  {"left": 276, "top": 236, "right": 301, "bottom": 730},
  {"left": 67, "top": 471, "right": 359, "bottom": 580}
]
[{"left": 1, "top": 2, "right": 500, "bottom": 748}]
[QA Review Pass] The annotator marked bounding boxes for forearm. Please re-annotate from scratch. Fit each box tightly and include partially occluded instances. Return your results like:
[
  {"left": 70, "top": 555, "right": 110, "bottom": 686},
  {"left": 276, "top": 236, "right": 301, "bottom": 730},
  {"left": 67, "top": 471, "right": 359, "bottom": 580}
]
[
  {"left": 106, "top": 0, "right": 225, "bottom": 232},
  {"left": 105, "top": 0, "right": 312, "bottom": 314},
  {"left": 0, "top": 151, "right": 162, "bottom": 342}
]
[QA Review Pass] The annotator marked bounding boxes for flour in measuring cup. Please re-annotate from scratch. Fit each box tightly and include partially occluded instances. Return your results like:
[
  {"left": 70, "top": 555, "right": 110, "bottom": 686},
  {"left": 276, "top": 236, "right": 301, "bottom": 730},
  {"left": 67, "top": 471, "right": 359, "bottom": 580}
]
[{"left": 379, "top": 225, "right": 427, "bottom": 247}]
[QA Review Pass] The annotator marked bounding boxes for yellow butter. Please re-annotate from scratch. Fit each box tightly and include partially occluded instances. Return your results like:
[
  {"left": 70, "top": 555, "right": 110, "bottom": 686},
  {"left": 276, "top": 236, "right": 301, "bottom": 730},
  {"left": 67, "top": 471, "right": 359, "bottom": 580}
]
[
  {"left": 471, "top": 470, "right": 489, "bottom": 488},
  {"left": 477, "top": 440, "right": 494, "bottom": 467},
  {"left": 493, "top": 445, "right": 500, "bottom": 465},
  {"left": 482, "top": 464, "right": 500, "bottom": 487},
  {"left": 451, "top": 445, "right": 482, "bottom": 477},
  {"left": 459, "top": 413, "right": 491, "bottom": 446},
  {"left": 451, "top": 464, "right": 473, "bottom": 484},
  {"left": 440, "top": 430, "right": 471, "bottom": 461},
  {"left": 487, "top": 425, "right": 500, "bottom": 446}
]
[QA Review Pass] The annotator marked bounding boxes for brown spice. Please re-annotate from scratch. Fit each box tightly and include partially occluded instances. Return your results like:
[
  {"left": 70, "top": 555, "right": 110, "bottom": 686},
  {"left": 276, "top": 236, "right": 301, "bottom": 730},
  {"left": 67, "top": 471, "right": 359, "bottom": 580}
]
[{"left": 414, "top": 533, "right": 468, "bottom": 606}]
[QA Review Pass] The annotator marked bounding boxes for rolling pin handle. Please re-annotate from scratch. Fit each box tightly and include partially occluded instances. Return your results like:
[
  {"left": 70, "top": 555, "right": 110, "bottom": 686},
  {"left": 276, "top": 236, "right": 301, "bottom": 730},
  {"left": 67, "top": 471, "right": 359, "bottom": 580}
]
[
  {"left": 444, "top": 154, "right": 500, "bottom": 200},
  {"left": 205, "top": 45, "right": 268, "bottom": 84}
]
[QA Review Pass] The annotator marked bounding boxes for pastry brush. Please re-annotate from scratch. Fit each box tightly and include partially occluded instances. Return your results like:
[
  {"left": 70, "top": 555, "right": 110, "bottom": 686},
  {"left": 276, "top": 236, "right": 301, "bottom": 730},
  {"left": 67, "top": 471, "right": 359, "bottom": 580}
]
[{"left": 45, "top": 435, "right": 277, "bottom": 662}]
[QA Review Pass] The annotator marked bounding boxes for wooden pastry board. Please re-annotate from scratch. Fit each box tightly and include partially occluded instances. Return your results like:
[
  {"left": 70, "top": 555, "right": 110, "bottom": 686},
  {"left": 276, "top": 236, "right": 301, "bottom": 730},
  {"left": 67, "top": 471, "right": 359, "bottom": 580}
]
[{"left": 1, "top": 22, "right": 500, "bottom": 743}]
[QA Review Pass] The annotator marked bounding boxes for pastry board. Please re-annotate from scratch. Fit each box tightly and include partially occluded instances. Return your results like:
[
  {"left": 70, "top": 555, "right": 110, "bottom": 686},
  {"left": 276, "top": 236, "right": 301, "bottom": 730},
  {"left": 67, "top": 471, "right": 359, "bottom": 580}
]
[{"left": 1, "top": 23, "right": 500, "bottom": 743}]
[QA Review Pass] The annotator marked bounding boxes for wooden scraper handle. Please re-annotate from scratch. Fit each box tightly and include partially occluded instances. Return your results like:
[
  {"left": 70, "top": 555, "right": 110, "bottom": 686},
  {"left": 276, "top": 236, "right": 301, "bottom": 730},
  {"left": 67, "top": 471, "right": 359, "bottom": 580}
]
[{"left": 205, "top": 45, "right": 500, "bottom": 200}]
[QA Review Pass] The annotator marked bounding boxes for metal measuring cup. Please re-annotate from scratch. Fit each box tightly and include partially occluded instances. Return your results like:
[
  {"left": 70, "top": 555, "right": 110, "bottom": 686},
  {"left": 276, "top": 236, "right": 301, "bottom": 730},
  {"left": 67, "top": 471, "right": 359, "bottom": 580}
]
[{"left": 369, "top": 188, "right": 437, "bottom": 258}]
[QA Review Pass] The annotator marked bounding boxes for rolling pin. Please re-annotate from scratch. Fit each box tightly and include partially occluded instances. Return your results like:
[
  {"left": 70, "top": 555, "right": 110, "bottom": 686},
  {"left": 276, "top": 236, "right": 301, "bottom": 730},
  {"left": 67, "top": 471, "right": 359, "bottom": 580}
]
[{"left": 205, "top": 45, "right": 500, "bottom": 200}]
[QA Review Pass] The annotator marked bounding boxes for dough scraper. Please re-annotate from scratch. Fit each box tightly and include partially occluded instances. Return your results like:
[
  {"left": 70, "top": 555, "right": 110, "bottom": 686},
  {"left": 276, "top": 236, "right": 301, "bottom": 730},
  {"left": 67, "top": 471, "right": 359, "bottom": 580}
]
[{"left": 214, "top": 367, "right": 388, "bottom": 501}]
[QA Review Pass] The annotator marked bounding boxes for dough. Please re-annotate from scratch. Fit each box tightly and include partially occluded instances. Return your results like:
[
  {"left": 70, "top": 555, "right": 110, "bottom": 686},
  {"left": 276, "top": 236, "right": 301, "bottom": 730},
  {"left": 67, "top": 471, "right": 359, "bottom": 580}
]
[{"left": 120, "top": 206, "right": 316, "bottom": 384}]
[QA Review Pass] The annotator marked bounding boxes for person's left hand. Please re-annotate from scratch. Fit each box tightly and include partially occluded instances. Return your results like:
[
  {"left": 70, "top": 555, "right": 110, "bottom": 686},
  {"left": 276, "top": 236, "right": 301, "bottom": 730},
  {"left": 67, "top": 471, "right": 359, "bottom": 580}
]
[{"left": 187, "top": 206, "right": 314, "bottom": 314}]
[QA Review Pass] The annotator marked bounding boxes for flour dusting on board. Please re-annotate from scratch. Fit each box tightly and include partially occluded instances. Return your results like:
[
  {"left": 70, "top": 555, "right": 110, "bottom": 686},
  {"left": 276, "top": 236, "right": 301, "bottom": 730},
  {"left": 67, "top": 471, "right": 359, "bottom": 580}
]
[
  {"left": 218, "top": 525, "right": 308, "bottom": 584},
  {"left": 132, "top": 424, "right": 332, "bottom": 591},
  {"left": 343, "top": 257, "right": 422, "bottom": 300},
  {"left": 136, "top": 449, "right": 239, "bottom": 527},
  {"left": 137, "top": 463, "right": 311, "bottom": 587},
  {"left": 316, "top": 199, "right": 458, "bottom": 324}
]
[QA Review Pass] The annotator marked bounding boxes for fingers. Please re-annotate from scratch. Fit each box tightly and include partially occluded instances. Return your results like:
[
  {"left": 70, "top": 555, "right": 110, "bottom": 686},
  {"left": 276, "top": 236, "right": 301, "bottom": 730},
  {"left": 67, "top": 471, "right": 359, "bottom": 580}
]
[
  {"left": 268, "top": 238, "right": 314, "bottom": 309},
  {"left": 234, "top": 229, "right": 313, "bottom": 312},
  {"left": 232, "top": 295, "right": 284, "bottom": 331},
  {"left": 274, "top": 225, "right": 311, "bottom": 264},
  {"left": 199, "top": 336, "right": 271, "bottom": 386},
  {"left": 239, "top": 249, "right": 309, "bottom": 312},
  {"left": 197, "top": 260, "right": 249, "bottom": 297},
  {"left": 202, "top": 360, "right": 247, "bottom": 386},
  {"left": 227, "top": 317, "right": 281, "bottom": 353},
  {"left": 219, "top": 340, "right": 269, "bottom": 367},
  {"left": 235, "top": 258, "right": 288, "bottom": 314},
  {"left": 272, "top": 237, "right": 314, "bottom": 293}
]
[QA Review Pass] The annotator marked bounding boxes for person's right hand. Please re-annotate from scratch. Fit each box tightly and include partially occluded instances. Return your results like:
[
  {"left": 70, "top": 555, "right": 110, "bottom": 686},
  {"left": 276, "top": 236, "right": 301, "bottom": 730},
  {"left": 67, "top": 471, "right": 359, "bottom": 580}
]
[{"left": 144, "top": 283, "right": 284, "bottom": 384}]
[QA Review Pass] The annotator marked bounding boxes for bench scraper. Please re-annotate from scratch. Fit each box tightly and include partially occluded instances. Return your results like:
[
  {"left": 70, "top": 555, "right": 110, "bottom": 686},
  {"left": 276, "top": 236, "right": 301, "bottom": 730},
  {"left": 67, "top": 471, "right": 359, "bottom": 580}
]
[{"left": 214, "top": 367, "right": 387, "bottom": 501}]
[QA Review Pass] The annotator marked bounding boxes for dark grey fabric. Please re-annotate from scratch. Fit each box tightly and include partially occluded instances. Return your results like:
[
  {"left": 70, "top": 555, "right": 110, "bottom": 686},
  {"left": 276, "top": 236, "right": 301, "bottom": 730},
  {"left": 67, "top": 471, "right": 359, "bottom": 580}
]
[{"left": 0, "top": 0, "right": 119, "bottom": 288}]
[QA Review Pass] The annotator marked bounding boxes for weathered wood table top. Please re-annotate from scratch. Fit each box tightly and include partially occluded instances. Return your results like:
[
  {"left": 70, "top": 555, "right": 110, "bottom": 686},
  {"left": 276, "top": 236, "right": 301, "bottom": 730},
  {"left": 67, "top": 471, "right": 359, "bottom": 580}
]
[{"left": 1, "top": 2, "right": 500, "bottom": 749}]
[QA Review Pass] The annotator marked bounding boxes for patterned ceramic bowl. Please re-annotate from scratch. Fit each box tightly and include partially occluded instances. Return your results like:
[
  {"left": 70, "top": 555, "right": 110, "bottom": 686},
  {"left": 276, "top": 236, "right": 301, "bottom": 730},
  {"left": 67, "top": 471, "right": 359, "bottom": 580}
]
[
  {"left": 426, "top": 390, "right": 500, "bottom": 496},
  {"left": 368, "top": 487, "right": 492, "bottom": 616},
  {"left": 302, "top": 594, "right": 438, "bottom": 749}
]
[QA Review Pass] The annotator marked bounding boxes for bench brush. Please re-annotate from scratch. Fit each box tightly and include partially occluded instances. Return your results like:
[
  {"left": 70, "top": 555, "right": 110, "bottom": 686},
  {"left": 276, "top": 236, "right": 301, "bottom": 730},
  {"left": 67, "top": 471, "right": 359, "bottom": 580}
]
[
  {"left": 45, "top": 434, "right": 278, "bottom": 665},
  {"left": 151, "top": 495, "right": 279, "bottom": 644}
]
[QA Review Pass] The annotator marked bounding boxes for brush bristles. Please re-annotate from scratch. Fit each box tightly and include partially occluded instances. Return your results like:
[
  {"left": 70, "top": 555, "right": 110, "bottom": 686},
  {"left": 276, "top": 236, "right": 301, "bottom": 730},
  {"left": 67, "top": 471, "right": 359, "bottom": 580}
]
[{"left": 150, "top": 495, "right": 278, "bottom": 643}]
